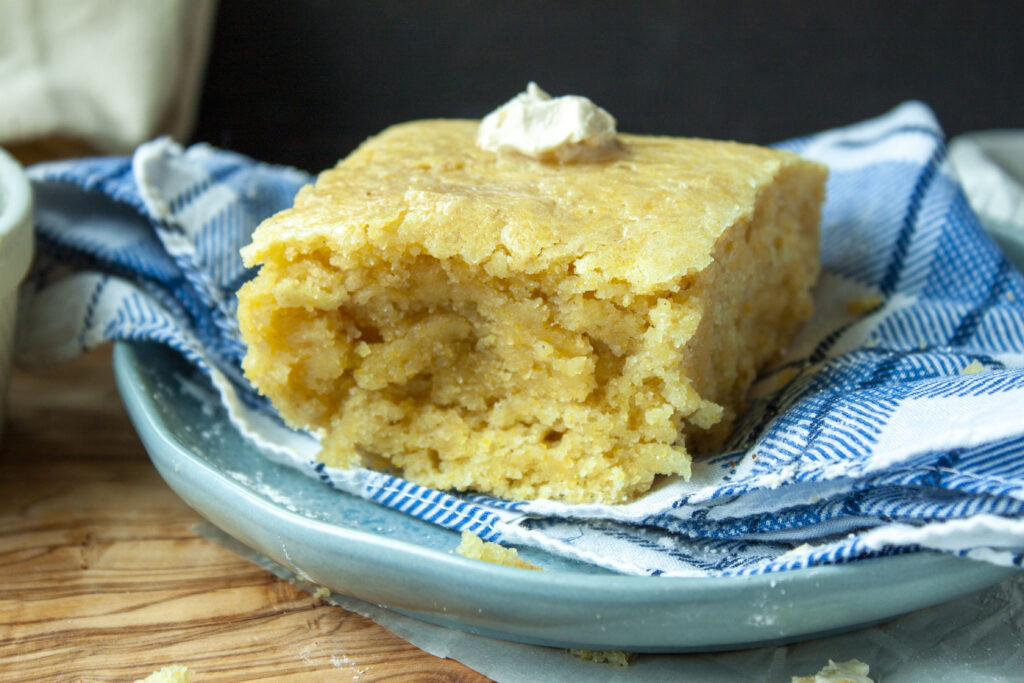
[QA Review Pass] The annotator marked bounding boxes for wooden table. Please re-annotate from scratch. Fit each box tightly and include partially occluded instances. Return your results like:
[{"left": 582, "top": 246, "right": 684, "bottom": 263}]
[
  {"left": 0, "top": 141, "right": 489, "bottom": 682},
  {"left": 0, "top": 350, "right": 491, "bottom": 682}
]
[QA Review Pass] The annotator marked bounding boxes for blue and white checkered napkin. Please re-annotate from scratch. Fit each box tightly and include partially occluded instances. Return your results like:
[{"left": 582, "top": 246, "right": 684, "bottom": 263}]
[{"left": 18, "top": 102, "right": 1024, "bottom": 577}]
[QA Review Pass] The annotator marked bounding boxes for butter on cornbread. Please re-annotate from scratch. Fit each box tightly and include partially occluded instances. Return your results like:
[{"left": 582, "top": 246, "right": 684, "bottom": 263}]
[{"left": 238, "top": 98, "right": 826, "bottom": 504}]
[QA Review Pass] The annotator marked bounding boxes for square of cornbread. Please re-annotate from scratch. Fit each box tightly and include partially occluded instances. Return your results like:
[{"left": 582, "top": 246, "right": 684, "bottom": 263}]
[{"left": 237, "top": 120, "right": 826, "bottom": 504}]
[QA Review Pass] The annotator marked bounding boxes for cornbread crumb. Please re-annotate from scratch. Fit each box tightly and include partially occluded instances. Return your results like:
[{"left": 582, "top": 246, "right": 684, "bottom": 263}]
[
  {"left": 792, "top": 659, "right": 872, "bottom": 683},
  {"left": 137, "top": 665, "right": 193, "bottom": 683},
  {"left": 313, "top": 585, "right": 332, "bottom": 599},
  {"left": 960, "top": 359, "right": 985, "bottom": 375},
  {"left": 845, "top": 294, "right": 884, "bottom": 314},
  {"left": 239, "top": 119, "right": 826, "bottom": 503},
  {"left": 456, "top": 530, "right": 542, "bottom": 570},
  {"left": 568, "top": 649, "right": 636, "bottom": 667}
]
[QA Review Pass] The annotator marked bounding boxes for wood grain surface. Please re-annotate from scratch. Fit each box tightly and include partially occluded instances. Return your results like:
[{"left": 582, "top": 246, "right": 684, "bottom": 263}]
[
  {"left": 0, "top": 349, "right": 490, "bottom": 682},
  {"left": 0, "top": 140, "right": 490, "bottom": 682}
]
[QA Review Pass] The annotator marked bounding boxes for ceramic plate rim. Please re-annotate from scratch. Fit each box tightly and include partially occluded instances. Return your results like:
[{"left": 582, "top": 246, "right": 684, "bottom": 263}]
[{"left": 112, "top": 340, "right": 1019, "bottom": 652}]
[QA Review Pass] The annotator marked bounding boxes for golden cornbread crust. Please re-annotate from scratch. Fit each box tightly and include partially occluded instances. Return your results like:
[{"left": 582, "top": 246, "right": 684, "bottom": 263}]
[{"left": 238, "top": 120, "right": 826, "bottom": 503}]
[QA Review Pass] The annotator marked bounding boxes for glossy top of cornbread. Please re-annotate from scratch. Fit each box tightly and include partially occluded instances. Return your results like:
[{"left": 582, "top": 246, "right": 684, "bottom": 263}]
[{"left": 242, "top": 120, "right": 820, "bottom": 295}]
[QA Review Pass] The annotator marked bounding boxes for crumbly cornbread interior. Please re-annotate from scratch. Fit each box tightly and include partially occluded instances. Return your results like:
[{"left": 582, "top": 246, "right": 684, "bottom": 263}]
[
  {"left": 456, "top": 531, "right": 542, "bottom": 570},
  {"left": 238, "top": 120, "right": 826, "bottom": 503}
]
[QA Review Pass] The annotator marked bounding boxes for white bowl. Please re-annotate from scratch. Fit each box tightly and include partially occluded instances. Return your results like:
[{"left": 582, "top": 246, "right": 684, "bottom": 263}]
[{"left": 0, "top": 147, "right": 33, "bottom": 444}]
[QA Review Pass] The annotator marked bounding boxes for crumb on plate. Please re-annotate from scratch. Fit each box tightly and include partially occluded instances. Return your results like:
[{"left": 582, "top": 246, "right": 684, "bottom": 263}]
[{"left": 456, "top": 530, "right": 543, "bottom": 570}]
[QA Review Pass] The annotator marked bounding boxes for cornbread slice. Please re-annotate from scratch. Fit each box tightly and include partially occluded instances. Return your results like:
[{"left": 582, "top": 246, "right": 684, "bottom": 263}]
[{"left": 238, "top": 120, "right": 826, "bottom": 503}]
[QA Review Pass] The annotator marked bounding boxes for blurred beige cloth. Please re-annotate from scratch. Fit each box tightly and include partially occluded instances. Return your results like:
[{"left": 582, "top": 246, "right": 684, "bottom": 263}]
[
  {"left": 950, "top": 130, "right": 1024, "bottom": 269},
  {"left": 950, "top": 130, "right": 1024, "bottom": 231},
  {"left": 0, "top": 0, "right": 216, "bottom": 152}
]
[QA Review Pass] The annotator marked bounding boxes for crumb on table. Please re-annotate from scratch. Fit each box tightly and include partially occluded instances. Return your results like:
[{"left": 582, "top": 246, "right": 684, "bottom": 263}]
[
  {"left": 792, "top": 658, "right": 873, "bottom": 683},
  {"left": 568, "top": 648, "right": 636, "bottom": 667},
  {"left": 136, "top": 665, "right": 193, "bottom": 683}
]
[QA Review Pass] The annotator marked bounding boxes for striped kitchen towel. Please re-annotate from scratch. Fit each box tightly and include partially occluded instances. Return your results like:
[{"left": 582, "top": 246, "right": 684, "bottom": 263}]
[{"left": 17, "top": 102, "right": 1024, "bottom": 576}]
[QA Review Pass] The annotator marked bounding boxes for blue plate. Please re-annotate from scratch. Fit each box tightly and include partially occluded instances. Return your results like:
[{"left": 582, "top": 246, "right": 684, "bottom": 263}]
[{"left": 113, "top": 341, "right": 1017, "bottom": 652}]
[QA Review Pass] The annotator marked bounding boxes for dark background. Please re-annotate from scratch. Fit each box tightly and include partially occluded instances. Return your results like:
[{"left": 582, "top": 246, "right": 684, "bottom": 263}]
[{"left": 192, "top": 1, "right": 1024, "bottom": 173}]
